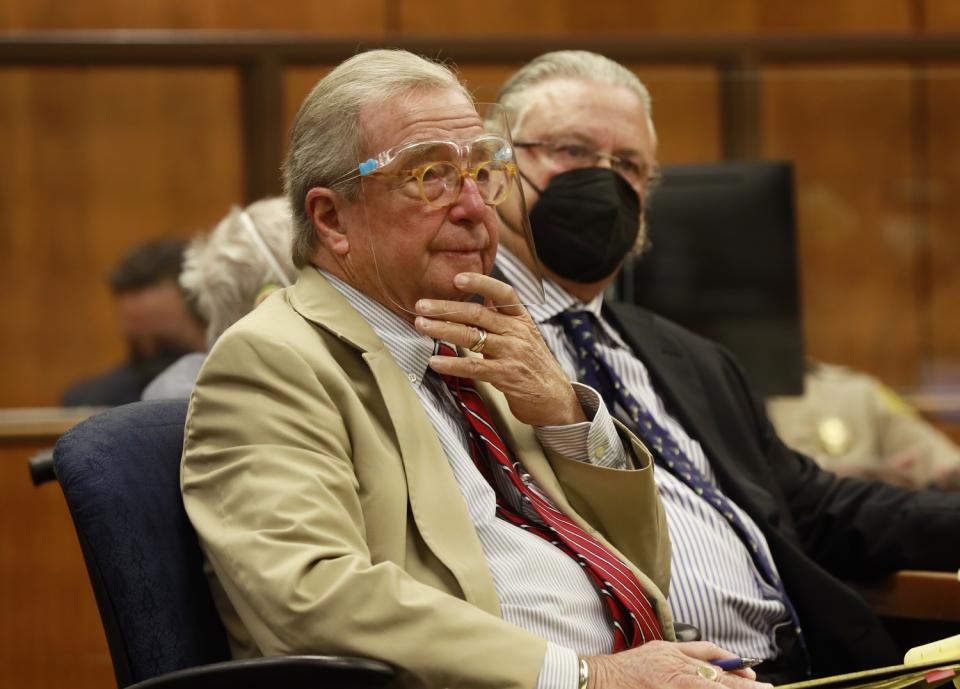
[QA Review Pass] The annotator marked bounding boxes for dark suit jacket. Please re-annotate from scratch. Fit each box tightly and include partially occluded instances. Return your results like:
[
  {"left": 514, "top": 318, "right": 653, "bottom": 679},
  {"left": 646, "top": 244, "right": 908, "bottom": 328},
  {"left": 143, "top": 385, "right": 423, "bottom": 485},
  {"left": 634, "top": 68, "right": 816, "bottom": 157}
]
[{"left": 603, "top": 300, "right": 960, "bottom": 677}]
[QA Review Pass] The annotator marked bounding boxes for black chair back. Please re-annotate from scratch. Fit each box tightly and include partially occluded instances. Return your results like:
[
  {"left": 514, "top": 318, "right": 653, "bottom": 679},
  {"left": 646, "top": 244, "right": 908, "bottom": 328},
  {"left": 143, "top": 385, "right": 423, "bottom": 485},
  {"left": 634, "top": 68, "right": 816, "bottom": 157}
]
[{"left": 53, "top": 399, "right": 231, "bottom": 687}]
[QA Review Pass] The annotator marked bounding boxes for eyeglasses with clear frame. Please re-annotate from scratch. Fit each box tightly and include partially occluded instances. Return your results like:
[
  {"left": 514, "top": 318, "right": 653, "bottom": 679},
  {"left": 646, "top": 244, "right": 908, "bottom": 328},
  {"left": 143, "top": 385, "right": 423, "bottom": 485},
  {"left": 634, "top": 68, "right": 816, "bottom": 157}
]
[
  {"left": 513, "top": 140, "right": 659, "bottom": 190},
  {"left": 333, "top": 134, "right": 518, "bottom": 209}
]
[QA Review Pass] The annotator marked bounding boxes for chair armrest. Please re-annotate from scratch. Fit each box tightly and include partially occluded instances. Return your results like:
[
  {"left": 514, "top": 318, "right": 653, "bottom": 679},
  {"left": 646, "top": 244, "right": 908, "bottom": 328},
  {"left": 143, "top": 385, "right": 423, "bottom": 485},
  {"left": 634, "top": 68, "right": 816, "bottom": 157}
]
[
  {"left": 129, "top": 655, "right": 395, "bottom": 689},
  {"left": 27, "top": 448, "right": 56, "bottom": 486},
  {"left": 853, "top": 570, "right": 960, "bottom": 622}
]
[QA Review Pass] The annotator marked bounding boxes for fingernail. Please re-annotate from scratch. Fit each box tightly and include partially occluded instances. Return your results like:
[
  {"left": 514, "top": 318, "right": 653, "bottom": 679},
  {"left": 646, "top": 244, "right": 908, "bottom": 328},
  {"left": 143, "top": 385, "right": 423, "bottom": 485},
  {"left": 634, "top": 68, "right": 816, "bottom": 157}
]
[
  {"left": 454, "top": 273, "right": 469, "bottom": 287},
  {"left": 414, "top": 316, "right": 426, "bottom": 329},
  {"left": 416, "top": 299, "right": 432, "bottom": 312}
]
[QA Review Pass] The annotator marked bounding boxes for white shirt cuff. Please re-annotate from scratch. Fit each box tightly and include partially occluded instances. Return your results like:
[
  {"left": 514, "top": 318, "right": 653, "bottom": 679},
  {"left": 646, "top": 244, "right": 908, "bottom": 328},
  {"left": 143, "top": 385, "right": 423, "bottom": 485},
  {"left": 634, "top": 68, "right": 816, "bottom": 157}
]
[
  {"left": 535, "top": 382, "right": 627, "bottom": 469},
  {"left": 536, "top": 642, "right": 580, "bottom": 689}
]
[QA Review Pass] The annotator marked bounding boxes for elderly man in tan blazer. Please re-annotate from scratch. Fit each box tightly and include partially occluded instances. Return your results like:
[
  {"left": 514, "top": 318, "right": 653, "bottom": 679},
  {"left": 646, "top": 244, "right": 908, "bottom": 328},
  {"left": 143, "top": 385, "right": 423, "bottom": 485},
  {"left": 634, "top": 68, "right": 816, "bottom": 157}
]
[{"left": 182, "top": 49, "right": 769, "bottom": 689}]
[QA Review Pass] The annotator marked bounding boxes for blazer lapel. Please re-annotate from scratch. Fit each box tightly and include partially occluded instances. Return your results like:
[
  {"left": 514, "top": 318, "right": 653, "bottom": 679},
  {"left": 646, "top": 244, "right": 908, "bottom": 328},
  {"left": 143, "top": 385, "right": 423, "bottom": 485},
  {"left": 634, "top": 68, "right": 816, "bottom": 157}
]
[
  {"left": 602, "top": 302, "right": 778, "bottom": 519},
  {"left": 603, "top": 302, "right": 729, "bottom": 463},
  {"left": 289, "top": 268, "right": 502, "bottom": 615}
]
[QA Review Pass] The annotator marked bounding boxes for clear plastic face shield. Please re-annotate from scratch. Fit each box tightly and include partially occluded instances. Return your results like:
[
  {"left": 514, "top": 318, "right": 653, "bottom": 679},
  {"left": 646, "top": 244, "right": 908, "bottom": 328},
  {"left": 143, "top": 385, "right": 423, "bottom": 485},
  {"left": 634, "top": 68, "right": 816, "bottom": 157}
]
[{"left": 336, "top": 100, "right": 543, "bottom": 318}]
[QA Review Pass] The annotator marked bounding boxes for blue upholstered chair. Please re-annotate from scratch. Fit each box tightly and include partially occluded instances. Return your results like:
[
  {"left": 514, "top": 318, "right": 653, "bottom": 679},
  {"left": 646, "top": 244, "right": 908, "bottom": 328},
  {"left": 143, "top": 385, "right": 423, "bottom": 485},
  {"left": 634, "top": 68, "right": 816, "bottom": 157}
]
[{"left": 52, "top": 399, "right": 394, "bottom": 689}]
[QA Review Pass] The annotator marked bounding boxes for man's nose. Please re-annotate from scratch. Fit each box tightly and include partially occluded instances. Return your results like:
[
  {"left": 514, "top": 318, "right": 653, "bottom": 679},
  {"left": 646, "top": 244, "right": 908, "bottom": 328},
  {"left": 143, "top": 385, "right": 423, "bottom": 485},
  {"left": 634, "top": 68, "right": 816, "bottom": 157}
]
[
  {"left": 595, "top": 155, "right": 615, "bottom": 170},
  {"left": 448, "top": 176, "right": 487, "bottom": 223}
]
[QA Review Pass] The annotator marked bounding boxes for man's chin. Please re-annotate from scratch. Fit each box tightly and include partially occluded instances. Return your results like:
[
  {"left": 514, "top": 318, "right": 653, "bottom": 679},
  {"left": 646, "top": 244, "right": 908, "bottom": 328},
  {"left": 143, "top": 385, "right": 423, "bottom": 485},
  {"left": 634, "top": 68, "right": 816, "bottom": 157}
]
[{"left": 433, "top": 251, "right": 489, "bottom": 278}]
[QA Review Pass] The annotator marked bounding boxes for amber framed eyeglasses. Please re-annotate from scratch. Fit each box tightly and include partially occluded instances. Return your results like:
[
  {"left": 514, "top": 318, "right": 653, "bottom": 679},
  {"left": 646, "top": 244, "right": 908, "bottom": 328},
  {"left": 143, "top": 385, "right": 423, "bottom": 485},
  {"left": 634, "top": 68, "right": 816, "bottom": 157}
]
[{"left": 334, "top": 134, "right": 518, "bottom": 209}]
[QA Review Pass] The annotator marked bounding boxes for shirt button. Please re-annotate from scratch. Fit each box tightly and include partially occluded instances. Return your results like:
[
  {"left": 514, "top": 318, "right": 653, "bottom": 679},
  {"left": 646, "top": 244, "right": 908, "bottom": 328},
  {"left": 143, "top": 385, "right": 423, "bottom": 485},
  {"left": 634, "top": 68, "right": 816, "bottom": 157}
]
[
  {"left": 592, "top": 445, "right": 606, "bottom": 460},
  {"left": 407, "top": 373, "right": 417, "bottom": 384}
]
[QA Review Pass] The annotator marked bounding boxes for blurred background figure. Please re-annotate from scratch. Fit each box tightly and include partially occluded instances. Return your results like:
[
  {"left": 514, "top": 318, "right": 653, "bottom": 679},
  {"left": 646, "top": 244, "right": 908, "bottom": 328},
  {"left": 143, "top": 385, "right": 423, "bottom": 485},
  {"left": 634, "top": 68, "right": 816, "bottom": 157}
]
[
  {"left": 142, "top": 196, "right": 296, "bottom": 400},
  {"left": 61, "top": 238, "right": 207, "bottom": 406},
  {"left": 767, "top": 361, "right": 960, "bottom": 491}
]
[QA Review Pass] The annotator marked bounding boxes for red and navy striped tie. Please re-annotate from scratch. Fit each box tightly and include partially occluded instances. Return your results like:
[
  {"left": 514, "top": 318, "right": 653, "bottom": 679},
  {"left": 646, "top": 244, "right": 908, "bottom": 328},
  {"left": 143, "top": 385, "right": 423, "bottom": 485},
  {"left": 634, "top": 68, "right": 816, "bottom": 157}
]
[{"left": 436, "top": 342, "right": 662, "bottom": 650}]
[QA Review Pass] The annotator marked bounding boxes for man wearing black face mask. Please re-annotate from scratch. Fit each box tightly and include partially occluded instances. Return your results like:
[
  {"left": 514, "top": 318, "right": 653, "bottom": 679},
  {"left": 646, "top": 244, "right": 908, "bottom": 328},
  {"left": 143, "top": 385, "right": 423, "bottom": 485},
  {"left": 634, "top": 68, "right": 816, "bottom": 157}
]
[{"left": 494, "top": 51, "right": 960, "bottom": 685}]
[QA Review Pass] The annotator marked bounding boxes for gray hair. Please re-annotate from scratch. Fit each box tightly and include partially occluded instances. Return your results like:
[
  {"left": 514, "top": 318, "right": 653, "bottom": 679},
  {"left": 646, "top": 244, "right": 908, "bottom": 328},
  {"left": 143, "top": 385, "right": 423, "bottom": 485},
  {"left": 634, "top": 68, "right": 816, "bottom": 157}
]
[
  {"left": 495, "top": 50, "right": 656, "bottom": 143},
  {"left": 283, "top": 49, "right": 471, "bottom": 268},
  {"left": 180, "top": 196, "right": 297, "bottom": 346}
]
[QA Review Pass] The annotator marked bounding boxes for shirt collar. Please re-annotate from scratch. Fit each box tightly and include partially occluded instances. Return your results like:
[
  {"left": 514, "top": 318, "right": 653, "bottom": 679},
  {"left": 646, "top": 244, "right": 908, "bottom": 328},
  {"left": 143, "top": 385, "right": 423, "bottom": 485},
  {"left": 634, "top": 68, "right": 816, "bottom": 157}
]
[
  {"left": 495, "top": 247, "right": 596, "bottom": 322},
  {"left": 495, "top": 248, "right": 628, "bottom": 347},
  {"left": 319, "top": 268, "right": 437, "bottom": 386}
]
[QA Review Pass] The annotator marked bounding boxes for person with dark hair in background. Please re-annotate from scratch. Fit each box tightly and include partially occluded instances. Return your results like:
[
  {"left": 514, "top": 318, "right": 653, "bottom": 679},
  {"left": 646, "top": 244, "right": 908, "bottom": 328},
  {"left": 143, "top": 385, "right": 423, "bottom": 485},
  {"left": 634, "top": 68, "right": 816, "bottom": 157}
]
[
  {"left": 492, "top": 50, "right": 960, "bottom": 684},
  {"left": 62, "top": 237, "right": 207, "bottom": 406}
]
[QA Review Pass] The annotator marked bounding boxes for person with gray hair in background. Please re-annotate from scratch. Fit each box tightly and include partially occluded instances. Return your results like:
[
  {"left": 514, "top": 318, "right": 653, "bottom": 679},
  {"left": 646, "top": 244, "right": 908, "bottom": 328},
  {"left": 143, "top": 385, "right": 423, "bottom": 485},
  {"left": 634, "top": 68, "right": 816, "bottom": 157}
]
[
  {"left": 142, "top": 196, "right": 296, "bottom": 400},
  {"left": 491, "top": 49, "right": 960, "bottom": 683}
]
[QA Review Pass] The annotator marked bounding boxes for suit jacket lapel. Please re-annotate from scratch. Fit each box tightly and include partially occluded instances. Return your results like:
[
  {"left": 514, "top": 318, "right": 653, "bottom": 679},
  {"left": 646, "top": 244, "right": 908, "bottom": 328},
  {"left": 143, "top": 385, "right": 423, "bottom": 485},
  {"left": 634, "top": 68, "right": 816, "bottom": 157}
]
[
  {"left": 602, "top": 302, "right": 778, "bottom": 521},
  {"left": 602, "top": 303, "right": 726, "bottom": 459},
  {"left": 289, "top": 268, "right": 502, "bottom": 615}
]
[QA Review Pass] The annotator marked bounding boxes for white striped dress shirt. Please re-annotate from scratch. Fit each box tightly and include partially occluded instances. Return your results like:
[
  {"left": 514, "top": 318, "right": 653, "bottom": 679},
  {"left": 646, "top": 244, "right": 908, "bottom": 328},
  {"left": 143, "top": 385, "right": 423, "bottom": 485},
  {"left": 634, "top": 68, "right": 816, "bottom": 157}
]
[
  {"left": 322, "top": 269, "right": 642, "bottom": 689},
  {"left": 496, "top": 250, "right": 790, "bottom": 660}
]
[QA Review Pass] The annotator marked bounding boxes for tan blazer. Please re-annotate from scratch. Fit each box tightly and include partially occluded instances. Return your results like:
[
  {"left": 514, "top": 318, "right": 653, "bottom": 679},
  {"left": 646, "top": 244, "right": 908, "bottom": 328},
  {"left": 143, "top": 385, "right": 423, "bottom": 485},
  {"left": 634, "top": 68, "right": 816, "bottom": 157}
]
[{"left": 181, "top": 267, "right": 673, "bottom": 689}]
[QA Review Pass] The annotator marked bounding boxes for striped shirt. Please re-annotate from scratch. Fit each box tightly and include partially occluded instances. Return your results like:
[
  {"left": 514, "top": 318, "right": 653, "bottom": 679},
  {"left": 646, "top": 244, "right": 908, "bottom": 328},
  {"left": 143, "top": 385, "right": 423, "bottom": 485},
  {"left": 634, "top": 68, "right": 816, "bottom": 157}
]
[
  {"left": 497, "top": 250, "right": 790, "bottom": 660},
  {"left": 322, "top": 269, "right": 639, "bottom": 689}
]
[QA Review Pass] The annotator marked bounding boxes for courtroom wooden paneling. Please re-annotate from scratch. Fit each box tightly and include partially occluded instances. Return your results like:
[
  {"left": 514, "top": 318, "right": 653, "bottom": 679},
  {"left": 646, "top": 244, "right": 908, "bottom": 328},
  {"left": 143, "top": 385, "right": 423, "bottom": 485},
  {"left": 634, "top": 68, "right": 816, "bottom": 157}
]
[
  {"left": 0, "top": 446, "right": 113, "bottom": 689},
  {"left": 0, "top": 0, "right": 931, "bottom": 35},
  {"left": 750, "top": 0, "right": 914, "bottom": 33},
  {"left": 282, "top": 66, "right": 332, "bottom": 147},
  {"left": 633, "top": 66, "right": 722, "bottom": 163},
  {"left": 0, "top": 67, "right": 244, "bottom": 407},
  {"left": 924, "top": 0, "right": 960, "bottom": 31},
  {"left": 396, "top": 0, "right": 916, "bottom": 36},
  {"left": 396, "top": 0, "right": 566, "bottom": 37},
  {"left": 761, "top": 64, "right": 923, "bottom": 388},
  {"left": 0, "top": 0, "right": 385, "bottom": 33},
  {"left": 925, "top": 64, "right": 960, "bottom": 379},
  {"left": 565, "top": 0, "right": 915, "bottom": 36}
]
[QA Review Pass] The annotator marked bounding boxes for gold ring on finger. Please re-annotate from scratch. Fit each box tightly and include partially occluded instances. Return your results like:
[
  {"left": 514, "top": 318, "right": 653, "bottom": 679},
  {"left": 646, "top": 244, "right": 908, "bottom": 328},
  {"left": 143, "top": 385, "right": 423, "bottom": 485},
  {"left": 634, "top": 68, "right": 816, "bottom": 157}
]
[
  {"left": 468, "top": 327, "right": 488, "bottom": 354},
  {"left": 696, "top": 665, "right": 721, "bottom": 682}
]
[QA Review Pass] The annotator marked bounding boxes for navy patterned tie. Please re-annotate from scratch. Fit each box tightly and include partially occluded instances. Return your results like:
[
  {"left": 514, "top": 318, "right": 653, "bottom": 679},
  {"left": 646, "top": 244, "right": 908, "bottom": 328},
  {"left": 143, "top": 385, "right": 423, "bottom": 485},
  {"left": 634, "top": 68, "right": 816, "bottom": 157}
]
[{"left": 556, "top": 310, "right": 806, "bottom": 643}]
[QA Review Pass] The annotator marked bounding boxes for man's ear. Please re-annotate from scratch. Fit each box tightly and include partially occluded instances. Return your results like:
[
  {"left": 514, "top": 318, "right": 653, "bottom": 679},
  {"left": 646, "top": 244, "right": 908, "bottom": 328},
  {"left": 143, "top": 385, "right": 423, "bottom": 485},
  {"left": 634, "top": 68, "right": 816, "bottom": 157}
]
[{"left": 305, "top": 187, "right": 349, "bottom": 256}]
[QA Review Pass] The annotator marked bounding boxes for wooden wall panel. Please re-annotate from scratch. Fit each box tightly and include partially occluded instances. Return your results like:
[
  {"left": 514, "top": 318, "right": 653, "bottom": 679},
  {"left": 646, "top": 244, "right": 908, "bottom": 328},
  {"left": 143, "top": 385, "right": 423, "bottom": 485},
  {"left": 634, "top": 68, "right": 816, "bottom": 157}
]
[
  {"left": 396, "top": 0, "right": 566, "bottom": 37},
  {"left": 0, "top": 0, "right": 385, "bottom": 33},
  {"left": 751, "top": 0, "right": 914, "bottom": 33},
  {"left": 282, "top": 66, "right": 333, "bottom": 145},
  {"left": 0, "top": 0, "right": 925, "bottom": 35},
  {"left": 923, "top": 0, "right": 960, "bottom": 31},
  {"left": 396, "top": 0, "right": 914, "bottom": 36},
  {"left": 633, "top": 66, "right": 722, "bottom": 163},
  {"left": 564, "top": 0, "right": 755, "bottom": 36},
  {"left": 925, "top": 64, "right": 960, "bottom": 380},
  {"left": 761, "top": 65, "right": 922, "bottom": 387},
  {"left": 0, "top": 67, "right": 243, "bottom": 407},
  {"left": 0, "top": 446, "right": 113, "bottom": 689}
]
